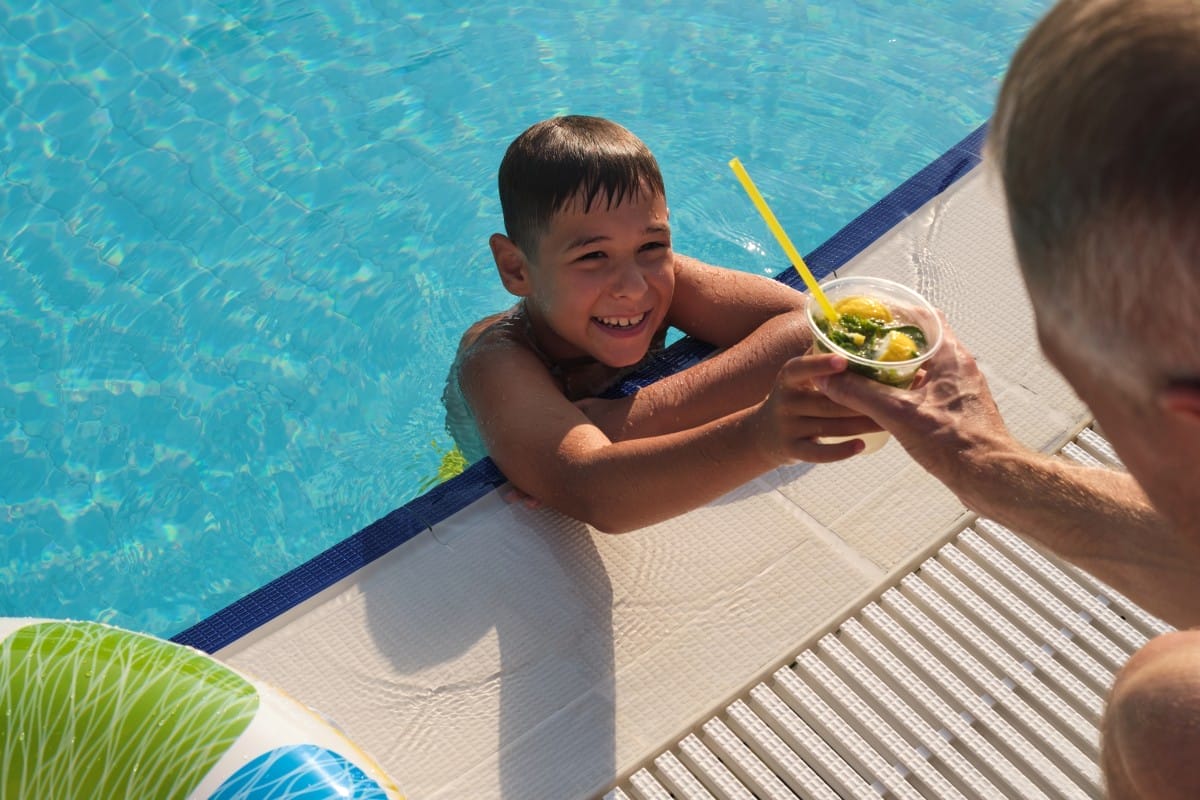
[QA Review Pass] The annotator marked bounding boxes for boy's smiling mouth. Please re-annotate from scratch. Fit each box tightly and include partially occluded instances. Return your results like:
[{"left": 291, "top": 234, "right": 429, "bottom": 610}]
[{"left": 594, "top": 312, "right": 647, "bottom": 329}]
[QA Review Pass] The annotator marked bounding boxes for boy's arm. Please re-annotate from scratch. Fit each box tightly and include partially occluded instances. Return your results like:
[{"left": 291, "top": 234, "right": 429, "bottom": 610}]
[
  {"left": 584, "top": 255, "right": 816, "bottom": 441},
  {"left": 461, "top": 341, "right": 876, "bottom": 533},
  {"left": 816, "top": 324, "right": 1200, "bottom": 629},
  {"left": 665, "top": 254, "right": 807, "bottom": 345}
]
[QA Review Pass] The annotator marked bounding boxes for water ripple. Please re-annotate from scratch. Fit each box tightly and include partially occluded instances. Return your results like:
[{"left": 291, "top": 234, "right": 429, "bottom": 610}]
[{"left": 0, "top": 0, "right": 1054, "bottom": 636}]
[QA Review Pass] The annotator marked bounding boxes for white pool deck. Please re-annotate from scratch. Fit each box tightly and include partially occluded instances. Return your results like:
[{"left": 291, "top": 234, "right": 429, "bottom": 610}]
[{"left": 217, "top": 164, "right": 1162, "bottom": 798}]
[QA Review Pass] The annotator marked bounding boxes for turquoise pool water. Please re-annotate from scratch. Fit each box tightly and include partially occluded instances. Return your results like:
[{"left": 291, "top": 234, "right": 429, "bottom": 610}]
[{"left": 0, "top": 0, "right": 1052, "bottom": 638}]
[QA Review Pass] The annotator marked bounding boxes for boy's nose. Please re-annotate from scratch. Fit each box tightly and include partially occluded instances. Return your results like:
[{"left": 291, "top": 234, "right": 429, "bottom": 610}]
[{"left": 611, "top": 260, "right": 647, "bottom": 297}]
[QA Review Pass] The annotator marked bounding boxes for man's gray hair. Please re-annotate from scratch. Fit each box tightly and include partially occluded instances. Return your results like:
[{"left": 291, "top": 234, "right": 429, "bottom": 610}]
[{"left": 988, "top": 0, "right": 1200, "bottom": 377}]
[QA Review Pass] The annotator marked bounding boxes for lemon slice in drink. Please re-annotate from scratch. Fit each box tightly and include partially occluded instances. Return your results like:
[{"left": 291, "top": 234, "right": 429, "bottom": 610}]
[
  {"left": 834, "top": 295, "right": 893, "bottom": 323},
  {"left": 874, "top": 330, "right": 920, "bottom": 362}
]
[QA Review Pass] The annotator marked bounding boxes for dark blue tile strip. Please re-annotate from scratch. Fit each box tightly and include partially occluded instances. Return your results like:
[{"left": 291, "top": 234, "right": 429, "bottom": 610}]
[
  {"left": 171, "top": 122, "right": 988, "bottom": 654},
  {"left": 171, "top": 457, "right": 506, "bottom": 652},
  {"left": 791, "top": 122, "right": 988, "bottom": 285}
]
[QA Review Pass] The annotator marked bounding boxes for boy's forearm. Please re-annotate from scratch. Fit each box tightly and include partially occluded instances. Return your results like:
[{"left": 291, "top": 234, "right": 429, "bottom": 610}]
[
  {"left": 550, "top": 405, "right": 781, "bottom": 533},
  {"left": 614, "top": 311, "right": 810, "bottom": 440},
  {"left": 954, "top": 443, "right": 1198, "bottom": 627}
]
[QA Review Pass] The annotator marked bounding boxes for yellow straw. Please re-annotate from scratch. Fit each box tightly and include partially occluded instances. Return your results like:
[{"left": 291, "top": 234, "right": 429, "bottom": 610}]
[{"left": 728, "top": 157, "right": 839, "bottom": 324}]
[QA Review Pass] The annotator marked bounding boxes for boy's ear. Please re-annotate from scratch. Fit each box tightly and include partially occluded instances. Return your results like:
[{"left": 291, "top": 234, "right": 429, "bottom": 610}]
[{"left": 489, "top": 233, "right": 532, "bottom": 297}]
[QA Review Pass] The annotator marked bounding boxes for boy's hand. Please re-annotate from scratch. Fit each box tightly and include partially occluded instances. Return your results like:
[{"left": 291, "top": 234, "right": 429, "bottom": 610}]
[{"left": 757, "top": 353, "right": 885, "bottom": 464}]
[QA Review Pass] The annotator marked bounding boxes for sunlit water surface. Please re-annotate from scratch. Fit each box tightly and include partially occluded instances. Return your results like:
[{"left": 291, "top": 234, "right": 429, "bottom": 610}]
[{"left": 0, "top": 0, "right": 1051, "bottom": 637}]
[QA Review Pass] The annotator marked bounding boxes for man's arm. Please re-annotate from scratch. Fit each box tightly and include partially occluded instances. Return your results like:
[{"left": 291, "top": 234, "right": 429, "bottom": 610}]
[
  {"left": 952, "top": 440, "right": 1200, "bottom": 627},
  {"left": 816, "top": 322, "right": 1200, "bottom": 628}
]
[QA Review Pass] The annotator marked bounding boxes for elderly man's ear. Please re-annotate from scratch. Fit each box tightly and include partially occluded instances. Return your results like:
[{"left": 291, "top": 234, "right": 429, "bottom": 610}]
[{"left": 1160, "top": 382, "right": 1200, "bottom": 422}]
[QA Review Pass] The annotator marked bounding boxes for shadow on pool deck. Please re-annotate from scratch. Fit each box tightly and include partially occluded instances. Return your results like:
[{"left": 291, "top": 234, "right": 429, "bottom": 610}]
[{"left": 363, "top": 514, "right": 616, "bottom": 796}]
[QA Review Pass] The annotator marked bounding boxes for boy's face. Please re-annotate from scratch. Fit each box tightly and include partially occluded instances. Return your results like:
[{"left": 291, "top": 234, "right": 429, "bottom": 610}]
[{"left": 521, "top": 189, "right": 674, "bottom": 368}]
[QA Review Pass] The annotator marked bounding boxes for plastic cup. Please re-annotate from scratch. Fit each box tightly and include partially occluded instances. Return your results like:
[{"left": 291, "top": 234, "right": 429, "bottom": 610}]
[{"left": 805, "top": 275, "right": 944, "bottom": 453}]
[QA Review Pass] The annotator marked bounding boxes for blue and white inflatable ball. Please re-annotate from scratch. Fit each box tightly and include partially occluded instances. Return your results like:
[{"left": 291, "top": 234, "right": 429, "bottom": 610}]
[{"left": 0, "top": 617, "right": 403, "bottom": 799}]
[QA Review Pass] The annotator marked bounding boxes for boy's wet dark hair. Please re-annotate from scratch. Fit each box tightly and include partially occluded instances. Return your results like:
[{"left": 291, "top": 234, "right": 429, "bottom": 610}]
[{"left": 497, "top": 116, "right": 667, "bottom": 256}]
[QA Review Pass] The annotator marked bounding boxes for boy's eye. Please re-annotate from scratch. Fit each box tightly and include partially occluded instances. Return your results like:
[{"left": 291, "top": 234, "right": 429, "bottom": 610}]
[
  {"left": 640, "top": 240, "right": 670, "bottom": 252},
  {"left": 579, "top": 250, "right": 606, "bottom": 261}
]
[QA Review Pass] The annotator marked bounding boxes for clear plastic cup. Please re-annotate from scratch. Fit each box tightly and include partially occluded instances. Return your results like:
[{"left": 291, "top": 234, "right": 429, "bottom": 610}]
[{"left": 805, "top": 275, "right": 944, "bottom": 453}]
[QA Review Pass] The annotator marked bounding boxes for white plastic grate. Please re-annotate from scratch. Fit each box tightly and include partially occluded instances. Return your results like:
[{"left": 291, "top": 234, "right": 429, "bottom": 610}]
[
  {"left": 604, "top": 428, "right": 1171, "bottom": 800},
  {"left": 653, "top": 751, "right": 718, "bottom": 800}
]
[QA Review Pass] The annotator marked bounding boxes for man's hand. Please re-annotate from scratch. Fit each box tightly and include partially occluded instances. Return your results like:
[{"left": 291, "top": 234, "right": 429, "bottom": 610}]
[
  {"left": 817, "top": 318, "right": 1200, "bottom": 628},
  {"left": 813, "top": 317, "right": 1017, "bottom": 490}
]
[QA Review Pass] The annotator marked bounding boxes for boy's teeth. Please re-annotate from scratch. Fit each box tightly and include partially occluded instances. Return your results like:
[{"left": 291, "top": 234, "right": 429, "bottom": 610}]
[{"left": 597, "top": 313, "right": 645, "bottom": 328}]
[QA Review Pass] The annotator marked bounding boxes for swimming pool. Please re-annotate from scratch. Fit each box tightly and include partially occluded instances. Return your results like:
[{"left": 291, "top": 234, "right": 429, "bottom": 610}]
[{"left": 0, "top": 0, "right": 1053, "bottom": 639}]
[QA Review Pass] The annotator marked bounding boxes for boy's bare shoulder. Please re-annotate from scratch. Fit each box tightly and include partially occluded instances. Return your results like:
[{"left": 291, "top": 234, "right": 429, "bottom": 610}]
[
  {"left": 457, "top": 307, "right": 524, "bottom": 355},
  {"left": 456, "top": 307, "right": 550, "bottom": 386},
  {"left": 455, "top": 308, "right": 570, "bottom": 442}
]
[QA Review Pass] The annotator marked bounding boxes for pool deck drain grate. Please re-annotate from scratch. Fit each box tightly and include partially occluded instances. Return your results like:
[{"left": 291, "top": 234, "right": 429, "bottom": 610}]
[{"left": 603, "top": 427, "right": 1168, "bottom": 800}]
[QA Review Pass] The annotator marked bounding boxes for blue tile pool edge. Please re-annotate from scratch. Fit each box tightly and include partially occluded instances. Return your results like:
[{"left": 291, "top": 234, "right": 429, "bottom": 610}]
[{"left": 172, "top": 122, "right": 988, "bottom": 654}]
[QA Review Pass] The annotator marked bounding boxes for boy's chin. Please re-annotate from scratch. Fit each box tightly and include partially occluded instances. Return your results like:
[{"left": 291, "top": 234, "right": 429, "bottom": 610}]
[{"left": 594, "top": 346, "right": 648, "bottom": 369}]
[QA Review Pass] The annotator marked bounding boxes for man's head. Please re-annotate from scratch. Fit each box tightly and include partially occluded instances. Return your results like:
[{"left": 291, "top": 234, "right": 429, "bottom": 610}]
[{"left": 990, "top": 0, "right": 1200, "bottom": 525}]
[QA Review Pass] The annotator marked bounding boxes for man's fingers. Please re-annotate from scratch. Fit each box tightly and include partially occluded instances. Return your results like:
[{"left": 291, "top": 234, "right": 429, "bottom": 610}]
[{"left": 815, "top": 369, "right": 905, "bottom": 414}]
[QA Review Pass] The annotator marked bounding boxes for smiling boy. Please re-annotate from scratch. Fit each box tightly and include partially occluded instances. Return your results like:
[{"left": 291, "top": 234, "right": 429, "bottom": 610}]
[{"left": 445, "top": 115, "right": 877, "bottom": 532}]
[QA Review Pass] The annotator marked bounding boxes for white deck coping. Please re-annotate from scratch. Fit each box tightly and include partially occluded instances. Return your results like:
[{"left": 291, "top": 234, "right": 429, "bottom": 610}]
[{"left": 218, "top": 163, "right": 1104, "bottom": 798}]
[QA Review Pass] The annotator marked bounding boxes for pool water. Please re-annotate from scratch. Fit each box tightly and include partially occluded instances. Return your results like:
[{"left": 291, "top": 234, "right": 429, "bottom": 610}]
[{"left": 0, "top": 0, "right": 1052, "bottom": 638}]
